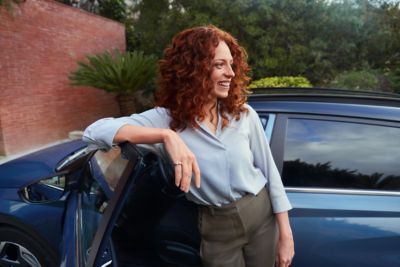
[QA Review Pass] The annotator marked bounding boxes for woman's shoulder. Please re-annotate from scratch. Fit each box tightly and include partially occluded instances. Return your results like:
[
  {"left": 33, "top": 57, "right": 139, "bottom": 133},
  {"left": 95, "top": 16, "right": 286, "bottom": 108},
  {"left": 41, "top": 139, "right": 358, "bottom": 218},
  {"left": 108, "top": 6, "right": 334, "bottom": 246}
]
[
  {"left": 242, "top": 103, "right": 257, "bottom": 118},
  {"left": 227, "top": 103, "right": 257, "bottom": 125},
  {"left": 242, "top": 103, "right": 253, "bottom": 111},
  {"left": 139, "top": 106, "right": 170, "bottom": 117}
]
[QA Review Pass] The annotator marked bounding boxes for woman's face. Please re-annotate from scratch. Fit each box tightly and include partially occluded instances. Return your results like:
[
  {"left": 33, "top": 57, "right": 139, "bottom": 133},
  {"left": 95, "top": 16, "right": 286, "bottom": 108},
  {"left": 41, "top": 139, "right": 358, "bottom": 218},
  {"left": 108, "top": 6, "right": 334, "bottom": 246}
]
[{"left": 210, "top": 41, "right": 235, "bottom": 99}]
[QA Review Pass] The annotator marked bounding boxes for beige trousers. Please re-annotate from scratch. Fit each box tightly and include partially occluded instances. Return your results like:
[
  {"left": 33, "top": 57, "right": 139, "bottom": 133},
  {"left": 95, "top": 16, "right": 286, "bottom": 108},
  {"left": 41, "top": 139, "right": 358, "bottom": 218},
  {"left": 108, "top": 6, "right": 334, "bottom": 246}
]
[{"left": 198, "top": 187, "right": 277, "bottom": 267}]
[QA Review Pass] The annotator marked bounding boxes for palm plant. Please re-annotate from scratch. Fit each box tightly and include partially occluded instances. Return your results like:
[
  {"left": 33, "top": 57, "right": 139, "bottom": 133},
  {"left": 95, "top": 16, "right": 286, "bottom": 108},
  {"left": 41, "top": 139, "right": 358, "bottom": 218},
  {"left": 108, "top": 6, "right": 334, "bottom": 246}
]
[{"left": 69, "top": 50, "right": 157, "bottom": 115}]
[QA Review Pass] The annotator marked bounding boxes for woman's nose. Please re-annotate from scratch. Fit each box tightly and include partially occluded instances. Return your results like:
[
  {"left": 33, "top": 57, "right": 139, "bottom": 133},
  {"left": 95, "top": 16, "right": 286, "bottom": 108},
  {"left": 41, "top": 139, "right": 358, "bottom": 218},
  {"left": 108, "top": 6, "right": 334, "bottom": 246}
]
[{"left": 225, "top": 65, "right": 235, "bottom": 77}]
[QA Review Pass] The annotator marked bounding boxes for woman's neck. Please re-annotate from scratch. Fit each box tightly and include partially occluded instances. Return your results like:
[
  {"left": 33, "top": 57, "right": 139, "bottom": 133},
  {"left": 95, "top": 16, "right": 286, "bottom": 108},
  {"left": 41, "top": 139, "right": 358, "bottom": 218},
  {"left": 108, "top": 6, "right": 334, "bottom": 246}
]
[{"left": 203, "top": 101, "right": 219, "bottom": 134}]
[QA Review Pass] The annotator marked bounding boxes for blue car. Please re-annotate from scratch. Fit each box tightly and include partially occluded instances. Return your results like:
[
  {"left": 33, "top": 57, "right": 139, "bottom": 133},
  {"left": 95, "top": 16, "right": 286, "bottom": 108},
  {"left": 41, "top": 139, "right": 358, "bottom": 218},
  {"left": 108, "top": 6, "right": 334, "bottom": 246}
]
[
  {"left": 0, "top": 140, "right": 87, "bottom": 266},
  {"left": 0, "top": 88, "right": 399, "bottom": 267}
]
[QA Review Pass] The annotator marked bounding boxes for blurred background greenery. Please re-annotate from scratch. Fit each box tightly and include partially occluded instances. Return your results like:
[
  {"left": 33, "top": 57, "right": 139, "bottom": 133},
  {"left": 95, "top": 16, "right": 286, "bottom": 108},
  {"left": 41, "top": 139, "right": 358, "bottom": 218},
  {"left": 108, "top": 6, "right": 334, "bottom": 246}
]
[{"left": 58, "top": 0, "right": 400, "bottom": 92}]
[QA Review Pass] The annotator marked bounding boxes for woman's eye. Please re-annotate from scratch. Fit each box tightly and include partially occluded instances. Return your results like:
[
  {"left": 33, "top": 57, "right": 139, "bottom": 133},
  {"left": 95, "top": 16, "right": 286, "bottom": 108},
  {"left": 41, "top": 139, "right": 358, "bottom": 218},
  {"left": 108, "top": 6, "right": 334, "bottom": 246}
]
[{"left": 214, "top": 63, "right": 224, "bottom": 69}]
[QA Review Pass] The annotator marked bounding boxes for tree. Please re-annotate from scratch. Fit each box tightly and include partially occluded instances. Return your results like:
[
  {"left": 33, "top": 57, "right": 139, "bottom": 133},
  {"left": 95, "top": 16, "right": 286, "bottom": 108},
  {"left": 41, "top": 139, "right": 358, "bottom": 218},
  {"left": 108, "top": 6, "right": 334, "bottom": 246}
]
[{"left": 75, "top": 0, "right": 400, "bottom": 91}]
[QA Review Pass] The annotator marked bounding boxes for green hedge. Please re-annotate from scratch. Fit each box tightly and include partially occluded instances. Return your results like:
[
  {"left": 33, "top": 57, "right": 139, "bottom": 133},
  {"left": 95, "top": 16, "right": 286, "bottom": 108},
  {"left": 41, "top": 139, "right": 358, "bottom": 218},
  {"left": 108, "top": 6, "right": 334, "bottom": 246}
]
[
  {"left": 249, "top": 76, "right": 312, "bottom": 88},
  {"left": 328, "top": 69, "right": 379, "bottom": 91}
]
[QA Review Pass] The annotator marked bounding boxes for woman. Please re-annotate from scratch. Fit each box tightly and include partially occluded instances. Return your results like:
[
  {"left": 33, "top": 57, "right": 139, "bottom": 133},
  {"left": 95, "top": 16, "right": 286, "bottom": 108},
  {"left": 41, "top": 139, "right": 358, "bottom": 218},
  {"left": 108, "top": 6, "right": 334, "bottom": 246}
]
[{"left": 83, "top": 25, "right": 294, "bottom": 267}]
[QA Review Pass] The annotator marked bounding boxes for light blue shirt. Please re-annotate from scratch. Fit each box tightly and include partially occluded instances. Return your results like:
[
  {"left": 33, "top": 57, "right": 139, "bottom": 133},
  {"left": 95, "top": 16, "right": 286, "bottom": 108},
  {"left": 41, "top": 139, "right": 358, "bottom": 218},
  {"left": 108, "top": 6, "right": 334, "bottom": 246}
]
[{"left": 83, "top": 104, "right": 292, "bottom": 213}]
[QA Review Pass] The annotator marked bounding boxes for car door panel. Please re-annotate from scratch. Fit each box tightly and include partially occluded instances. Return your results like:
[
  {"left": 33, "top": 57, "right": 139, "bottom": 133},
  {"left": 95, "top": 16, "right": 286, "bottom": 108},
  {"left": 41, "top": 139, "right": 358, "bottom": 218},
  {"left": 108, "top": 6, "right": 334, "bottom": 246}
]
[
  {"left": 287, "top": 191, "right": 400, "bottom": 266},
  {"left": 268, "top": 113, "right": 400, "bottom": 267}
]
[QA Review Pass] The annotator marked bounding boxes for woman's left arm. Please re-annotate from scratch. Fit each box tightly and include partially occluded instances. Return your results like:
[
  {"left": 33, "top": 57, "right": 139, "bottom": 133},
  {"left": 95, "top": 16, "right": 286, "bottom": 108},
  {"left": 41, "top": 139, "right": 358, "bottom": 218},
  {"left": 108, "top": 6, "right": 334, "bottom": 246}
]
[
  {"left": 275, "top": 212, "right": 295, "bottom": 267},
  {"left": 246, "top": 105, "right": 294, "bottom": 265}
]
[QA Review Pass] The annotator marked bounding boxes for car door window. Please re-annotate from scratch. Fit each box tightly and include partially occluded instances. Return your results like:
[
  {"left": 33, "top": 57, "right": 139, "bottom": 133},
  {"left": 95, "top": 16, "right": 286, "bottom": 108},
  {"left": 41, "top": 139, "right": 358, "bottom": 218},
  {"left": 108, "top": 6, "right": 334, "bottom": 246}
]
[
  {"left": 282, "top": 118, "right": 400, "bottom": 191},
  {"left": 81, "top": 147, "right": 129, "bottom": 264}
]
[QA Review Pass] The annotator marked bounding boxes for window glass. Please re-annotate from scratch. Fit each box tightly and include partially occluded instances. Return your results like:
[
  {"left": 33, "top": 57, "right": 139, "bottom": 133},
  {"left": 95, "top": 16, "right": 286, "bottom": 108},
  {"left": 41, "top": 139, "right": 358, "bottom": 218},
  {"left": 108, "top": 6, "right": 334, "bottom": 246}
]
[
  {"left": 21, "top": 175, "right": 66, "bottom": 203},
  {"left": 92, "top": 147, "right": 128, "bottom": 191},
  {"left": 81, "top": 147, "right": 129, "bottom": 263},
  {"left": 282, "top": 118, "right": 400, "bottom": 191},
  {"left": 259, "top": 115, "right": 269, "bottom": 129}
]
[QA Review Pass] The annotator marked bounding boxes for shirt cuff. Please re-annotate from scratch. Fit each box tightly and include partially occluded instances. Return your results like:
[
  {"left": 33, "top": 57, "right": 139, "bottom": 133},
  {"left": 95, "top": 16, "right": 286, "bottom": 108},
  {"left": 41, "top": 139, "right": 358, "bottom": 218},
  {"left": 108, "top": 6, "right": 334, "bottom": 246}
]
[{"left": 270, "top": 194, "right": 293, "bottom": 214}]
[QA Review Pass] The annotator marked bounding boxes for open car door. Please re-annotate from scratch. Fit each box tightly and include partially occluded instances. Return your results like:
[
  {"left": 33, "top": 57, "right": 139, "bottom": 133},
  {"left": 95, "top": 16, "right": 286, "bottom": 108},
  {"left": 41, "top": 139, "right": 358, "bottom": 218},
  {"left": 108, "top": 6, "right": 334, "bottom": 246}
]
[{"left": 60, "top": 142, "right": 202, "bottom": 267}]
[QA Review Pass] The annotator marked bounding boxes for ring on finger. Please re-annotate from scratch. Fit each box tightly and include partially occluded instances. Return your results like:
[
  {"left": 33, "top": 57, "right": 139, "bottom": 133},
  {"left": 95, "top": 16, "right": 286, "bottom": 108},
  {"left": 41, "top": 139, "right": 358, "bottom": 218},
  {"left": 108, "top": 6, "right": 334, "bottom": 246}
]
[{"left": 174, "top": 161, "right": 183, "bottom": 166}]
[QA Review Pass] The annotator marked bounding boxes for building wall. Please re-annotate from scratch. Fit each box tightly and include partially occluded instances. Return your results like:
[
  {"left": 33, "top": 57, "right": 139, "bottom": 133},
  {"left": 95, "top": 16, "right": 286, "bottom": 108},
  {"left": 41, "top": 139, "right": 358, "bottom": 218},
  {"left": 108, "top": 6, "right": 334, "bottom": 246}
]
[{"left": 0, "top": 0, "right": 123, "bottom": 155}]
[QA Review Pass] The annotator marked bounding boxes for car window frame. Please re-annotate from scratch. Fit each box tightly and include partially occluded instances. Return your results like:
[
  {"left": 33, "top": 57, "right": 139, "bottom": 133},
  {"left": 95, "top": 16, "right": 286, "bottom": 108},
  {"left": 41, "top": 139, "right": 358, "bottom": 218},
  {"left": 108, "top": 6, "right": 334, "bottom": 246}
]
[{"left": 258, "top": 113, "right": 276, "bottom": 143}]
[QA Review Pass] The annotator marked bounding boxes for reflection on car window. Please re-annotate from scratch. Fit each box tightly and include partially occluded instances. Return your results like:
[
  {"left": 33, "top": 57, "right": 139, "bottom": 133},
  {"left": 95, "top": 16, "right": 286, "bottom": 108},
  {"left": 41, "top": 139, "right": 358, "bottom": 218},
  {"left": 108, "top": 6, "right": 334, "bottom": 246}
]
[
  {"left": 81, "top": 147, "right": 129, "bottom": 264},
  {"left": 282, "top": 118, "right": 400, "bottom": 191},
  {"left": 92, "top": 146, "right": 129, "bottom": 191},
  {"left": 21, "top": 175, "right": 66, "bottom": 203}
]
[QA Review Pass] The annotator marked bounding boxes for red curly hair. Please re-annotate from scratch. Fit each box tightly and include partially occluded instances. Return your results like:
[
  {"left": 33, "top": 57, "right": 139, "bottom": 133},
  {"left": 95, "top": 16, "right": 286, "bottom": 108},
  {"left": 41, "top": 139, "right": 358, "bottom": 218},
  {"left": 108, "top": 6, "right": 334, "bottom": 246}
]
[{"left": 155, "top": 25, "right": 251, "bottom": 131}]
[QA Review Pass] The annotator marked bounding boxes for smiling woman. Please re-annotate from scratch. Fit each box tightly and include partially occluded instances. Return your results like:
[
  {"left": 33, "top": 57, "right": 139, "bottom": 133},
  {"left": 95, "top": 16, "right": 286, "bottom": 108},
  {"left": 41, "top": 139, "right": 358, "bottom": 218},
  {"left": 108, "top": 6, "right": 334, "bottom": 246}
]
[{"left": 83, "top": 25, "right": 294, "bottom": 267}]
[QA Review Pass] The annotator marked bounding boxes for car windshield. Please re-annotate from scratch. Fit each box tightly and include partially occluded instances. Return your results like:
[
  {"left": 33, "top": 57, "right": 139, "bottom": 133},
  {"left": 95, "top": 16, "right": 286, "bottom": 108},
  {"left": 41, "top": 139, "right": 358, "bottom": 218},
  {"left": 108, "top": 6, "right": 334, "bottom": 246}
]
[{"left": 80, "top": 147, "right": 129, "bottom": 264}]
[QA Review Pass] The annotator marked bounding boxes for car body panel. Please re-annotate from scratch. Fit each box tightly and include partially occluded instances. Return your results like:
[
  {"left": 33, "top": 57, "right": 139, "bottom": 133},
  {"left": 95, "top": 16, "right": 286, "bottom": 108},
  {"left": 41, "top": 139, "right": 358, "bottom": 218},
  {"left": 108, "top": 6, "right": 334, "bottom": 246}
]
[
  {"left": 287, "top": 191, "right": 400, "bottom": 266},
  {"left": 248, "top": 92, "right": 400, "bottom": 267},
  {"left": 0, "top": 140, "right": 87, "bottom": 267},
  {"left": 0, "top": 140, "right": 87, "bottom": 188}
]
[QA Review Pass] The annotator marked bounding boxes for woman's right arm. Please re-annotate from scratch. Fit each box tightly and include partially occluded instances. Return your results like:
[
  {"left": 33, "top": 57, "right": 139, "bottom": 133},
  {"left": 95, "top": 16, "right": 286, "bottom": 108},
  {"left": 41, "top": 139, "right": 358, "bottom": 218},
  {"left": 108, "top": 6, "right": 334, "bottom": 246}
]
[{"left": 83, "top": 110, "right": 200, "bottom": 192}]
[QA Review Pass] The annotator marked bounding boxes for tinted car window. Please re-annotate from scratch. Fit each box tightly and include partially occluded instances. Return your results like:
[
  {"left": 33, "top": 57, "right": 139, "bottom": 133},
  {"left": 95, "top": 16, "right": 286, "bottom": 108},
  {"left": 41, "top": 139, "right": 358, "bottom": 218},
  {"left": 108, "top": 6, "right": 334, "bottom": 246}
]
[
  {"left": 81, "top": 147, "right": 129, "bottom": 263},
  {"left": 282, "top": 118, "right": 400, "bottom": 191}
]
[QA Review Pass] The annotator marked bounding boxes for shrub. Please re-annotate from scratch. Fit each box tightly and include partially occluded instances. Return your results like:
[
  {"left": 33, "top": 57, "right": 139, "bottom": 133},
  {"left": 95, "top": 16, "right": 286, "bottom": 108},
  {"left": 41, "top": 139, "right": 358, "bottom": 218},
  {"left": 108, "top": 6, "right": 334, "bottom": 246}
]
[
  {"left": 386, "top": 66, "right": 400, "bottom": 93},
  {"left": 249, "top": 76, "right": 312, "bottom": 89},
  {"left": 328, "top": 69, "right": 379, "bottom": 91}
]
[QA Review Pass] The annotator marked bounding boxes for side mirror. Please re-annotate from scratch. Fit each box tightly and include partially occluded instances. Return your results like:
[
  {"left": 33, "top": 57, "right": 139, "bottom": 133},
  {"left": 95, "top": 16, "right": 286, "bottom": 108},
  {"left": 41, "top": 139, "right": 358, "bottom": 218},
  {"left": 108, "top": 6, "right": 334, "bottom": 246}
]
[{"left": 20, "top": 175, "right": 66, "bottom": 203}]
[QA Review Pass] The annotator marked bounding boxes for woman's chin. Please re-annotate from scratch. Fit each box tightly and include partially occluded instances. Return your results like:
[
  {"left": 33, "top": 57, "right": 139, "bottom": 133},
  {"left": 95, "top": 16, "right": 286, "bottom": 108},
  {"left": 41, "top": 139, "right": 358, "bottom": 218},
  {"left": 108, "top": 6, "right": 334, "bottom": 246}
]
[{"left": 214, "top": 89, "right": 230, "bottom": 99}]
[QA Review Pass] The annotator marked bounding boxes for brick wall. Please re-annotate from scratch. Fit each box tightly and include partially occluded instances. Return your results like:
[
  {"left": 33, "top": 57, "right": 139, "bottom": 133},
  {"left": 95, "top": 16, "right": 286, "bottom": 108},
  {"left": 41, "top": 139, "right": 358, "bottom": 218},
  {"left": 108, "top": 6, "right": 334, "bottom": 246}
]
[{"left": 0, "top": 0, "right": 124, "bottom": 156}]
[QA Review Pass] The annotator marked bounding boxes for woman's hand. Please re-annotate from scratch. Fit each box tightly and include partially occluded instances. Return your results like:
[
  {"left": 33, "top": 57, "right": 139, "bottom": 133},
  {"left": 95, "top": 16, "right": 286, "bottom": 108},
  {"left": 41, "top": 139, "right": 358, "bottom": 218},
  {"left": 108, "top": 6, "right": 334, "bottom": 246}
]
[
  {"left": 275, "top": 212, "right": 295, "bottom": 267},
  {"left": 114, "top": 125, "right": 201, "bottom": 193},
  {"left": 162, "top": 129, "right": 201, "bottom": 192}
]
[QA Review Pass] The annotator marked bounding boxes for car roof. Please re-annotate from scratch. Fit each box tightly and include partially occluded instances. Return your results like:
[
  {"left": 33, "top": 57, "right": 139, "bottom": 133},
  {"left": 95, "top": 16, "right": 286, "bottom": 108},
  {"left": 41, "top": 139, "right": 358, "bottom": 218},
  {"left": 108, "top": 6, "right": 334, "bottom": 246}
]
[{"left": 248, "top": 87, "right": 400, "bottom": 122}]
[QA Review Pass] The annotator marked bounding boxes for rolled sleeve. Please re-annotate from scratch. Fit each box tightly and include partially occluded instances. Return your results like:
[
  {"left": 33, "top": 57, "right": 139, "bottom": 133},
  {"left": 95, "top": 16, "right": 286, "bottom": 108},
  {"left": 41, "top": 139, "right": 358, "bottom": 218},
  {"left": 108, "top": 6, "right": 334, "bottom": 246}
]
[
  {"left": 83, "top": 117, "right": 132, "bottom": 150},
  {"left": 247, "top": 105, "right": 292, "bottom": 213},
  {"left": 82, "top": 107, "right": 170, "bottom": 150}
]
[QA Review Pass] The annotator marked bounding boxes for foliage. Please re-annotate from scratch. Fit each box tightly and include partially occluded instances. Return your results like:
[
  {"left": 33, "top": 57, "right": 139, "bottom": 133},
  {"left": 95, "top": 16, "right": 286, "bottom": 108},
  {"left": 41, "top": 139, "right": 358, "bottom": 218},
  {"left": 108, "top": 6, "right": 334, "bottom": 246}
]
[
  {"left": 386, "top": 66, "right": 400, "bottom": 93},
  {"left": 249, "top": 76, "right": 312, "bottom": 88},
  {"left": 98, "top": 0, "right": 128, "bottom": 22},
  {"left": 126, "top": 0, "right": 176, "bottom": 55},
  {"left": 328, "top": 69, "right": 379, "bottom": 91},
  {"left": 69, "top": 50, "right": 157, "bottom": 94},
  {"left": 125, "top": 0, "right": 399, "bottom": 91},
  {"left": 61, "top": 0, "right": 400, "bottom": 92}
]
